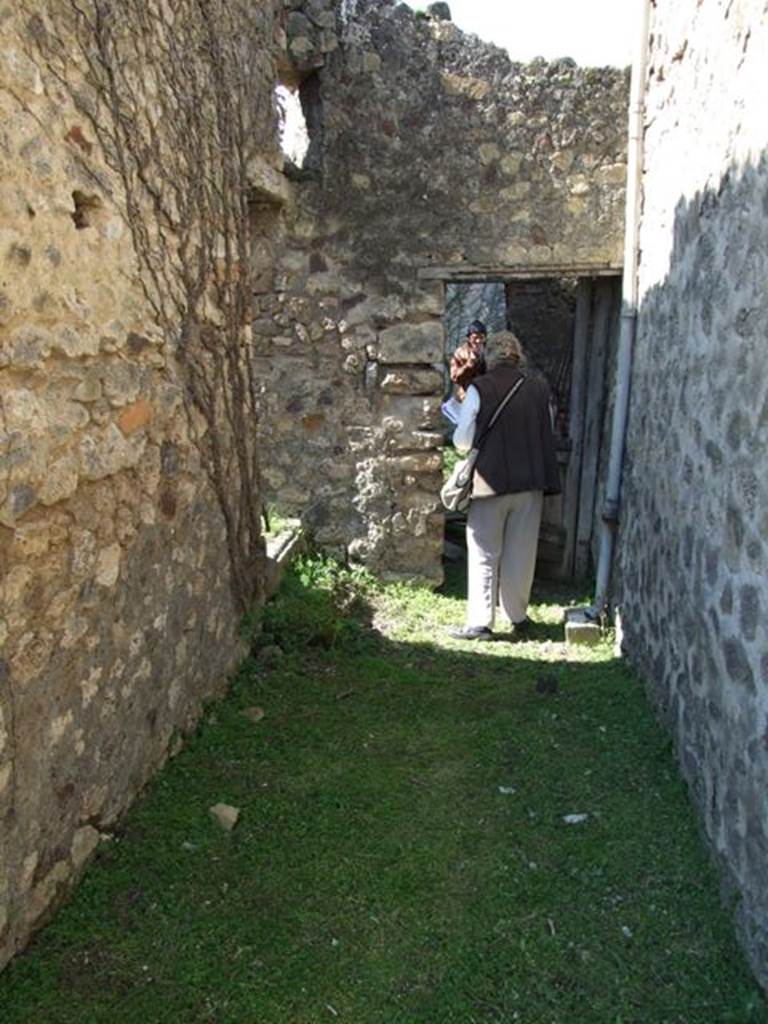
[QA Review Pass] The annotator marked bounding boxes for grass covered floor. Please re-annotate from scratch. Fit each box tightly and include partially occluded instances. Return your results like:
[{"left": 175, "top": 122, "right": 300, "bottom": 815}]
[{"left": 2, "top": 556, "right": 765, "bottom": 1023}]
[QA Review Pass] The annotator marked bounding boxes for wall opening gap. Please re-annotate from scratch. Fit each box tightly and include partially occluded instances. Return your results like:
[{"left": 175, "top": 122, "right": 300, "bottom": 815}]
[
  {"left": 71, "top": 190, "right": 103, "bottom": 230},
  {"left": 276, "top": 83, "right": 310, "bottom": 167},
  {"left": 275, "top": 70, "right": 323, "bottom": 179}
]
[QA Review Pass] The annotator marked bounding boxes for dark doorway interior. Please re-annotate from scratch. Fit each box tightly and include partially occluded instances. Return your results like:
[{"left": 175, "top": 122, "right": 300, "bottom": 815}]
[
  {"left": 505, "top": 277, "right": 577, "bottom": 578},
  {"left": 505, "top": 277, "right": 577, "bottom": 437}
]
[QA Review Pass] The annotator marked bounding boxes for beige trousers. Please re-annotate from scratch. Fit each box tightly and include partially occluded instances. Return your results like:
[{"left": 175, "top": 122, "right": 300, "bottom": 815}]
[{"left": 465, "top": 491, "right": 543, "bottom": 629}]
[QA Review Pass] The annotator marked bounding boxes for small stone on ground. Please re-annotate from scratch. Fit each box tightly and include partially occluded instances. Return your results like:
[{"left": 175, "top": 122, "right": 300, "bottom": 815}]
[
  {"left": 242, "top": 706, "right": 265, "bottom": 723},
  {"left": 209, "top": 803, "right": 241, "bottom": 831}
]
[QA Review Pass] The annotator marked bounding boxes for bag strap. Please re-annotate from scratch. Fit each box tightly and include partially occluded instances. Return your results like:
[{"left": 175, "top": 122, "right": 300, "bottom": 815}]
[{"left": 474, "top": 375, "right": 526, "bottom": 450}]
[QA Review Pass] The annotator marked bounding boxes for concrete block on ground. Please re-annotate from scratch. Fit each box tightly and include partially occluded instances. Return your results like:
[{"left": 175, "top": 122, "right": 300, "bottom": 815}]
[{"left": 564, "top": 607, "right": 603, "bottom": 647}]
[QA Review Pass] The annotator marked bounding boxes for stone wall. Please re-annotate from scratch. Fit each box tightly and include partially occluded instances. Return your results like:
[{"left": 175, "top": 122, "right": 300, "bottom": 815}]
[
  {"left": 617, "top": 0, "right": 768, "bottom": 986},
  {"left": 261, "top": 0, "right": 629, "bottom": 581},
  {"left": 0, "top": 1, "right": 279, "bottom": 967}
]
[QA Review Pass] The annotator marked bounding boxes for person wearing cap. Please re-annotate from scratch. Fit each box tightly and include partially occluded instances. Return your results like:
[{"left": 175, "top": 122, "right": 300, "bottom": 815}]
[
  {"left": 448, "top": 330, "right": 561, "bottom": 642},
  {"left": 450, "top": 320, "right": 487, "bottom": 396}
]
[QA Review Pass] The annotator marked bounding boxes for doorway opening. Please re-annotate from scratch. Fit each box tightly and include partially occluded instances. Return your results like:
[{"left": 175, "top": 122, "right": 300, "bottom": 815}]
[{"left": 440, "top": 273, "right": 621, "bottom": 583}]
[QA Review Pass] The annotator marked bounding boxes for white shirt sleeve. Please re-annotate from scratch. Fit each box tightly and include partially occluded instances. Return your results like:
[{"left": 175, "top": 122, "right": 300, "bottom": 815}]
[{"left": 452, "top": 384, "right": 480, "bottom": 453}]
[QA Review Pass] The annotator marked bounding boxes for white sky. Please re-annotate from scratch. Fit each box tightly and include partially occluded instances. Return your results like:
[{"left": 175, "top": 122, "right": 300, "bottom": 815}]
[{"left": 406, "top": 0, "right": 634, "bottom": 67}]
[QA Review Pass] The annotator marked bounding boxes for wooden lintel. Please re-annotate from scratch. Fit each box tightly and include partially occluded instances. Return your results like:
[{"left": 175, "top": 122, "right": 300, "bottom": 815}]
[{"left": 418, "top": 263, "right": 622, "bottom": 282}]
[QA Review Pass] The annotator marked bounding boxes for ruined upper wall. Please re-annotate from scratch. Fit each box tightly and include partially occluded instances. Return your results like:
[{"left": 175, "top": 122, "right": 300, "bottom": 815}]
[
  {"left": 617, "top": 0, "right": 768, "bottom": 988},
  {"left": 304, "top": 0, "right": 628, "bottom": 275}
]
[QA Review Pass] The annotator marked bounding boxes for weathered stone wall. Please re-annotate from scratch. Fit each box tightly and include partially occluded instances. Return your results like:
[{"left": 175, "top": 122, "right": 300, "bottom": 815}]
[
  {"left": 261, "top": 0, "right": 629, "bottom": 581},
  {"left": 617, "top": 0, "right": 768, "bottom": 986},
  {"left": 0, "top": 1, "right": 279, "bottom": 967}
]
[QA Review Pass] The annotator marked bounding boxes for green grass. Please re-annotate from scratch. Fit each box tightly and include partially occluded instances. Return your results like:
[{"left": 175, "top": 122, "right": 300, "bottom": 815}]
[
  {"left": 443, "top": 443, "right": 461, "bottom": 482},
  {"left": 1, "top": 555, "right": 765, "bottom": 1024},
  {"left": 262, "top": 504, "right": 300, "bottom": 538}
]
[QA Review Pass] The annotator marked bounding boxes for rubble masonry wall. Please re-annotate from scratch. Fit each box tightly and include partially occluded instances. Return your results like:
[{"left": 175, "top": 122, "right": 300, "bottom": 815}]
[
  {"left": 618, "top": 0, "right": 768, "bottom": 985},
  {"left": 0, "top": 1, "right": 279, "bottom": 967}
]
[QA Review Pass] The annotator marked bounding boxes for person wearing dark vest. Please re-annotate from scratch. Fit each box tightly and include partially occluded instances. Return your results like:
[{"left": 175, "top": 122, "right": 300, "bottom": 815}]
[{"left": 449, "top": 330, "right": 561, "bottom": 641}]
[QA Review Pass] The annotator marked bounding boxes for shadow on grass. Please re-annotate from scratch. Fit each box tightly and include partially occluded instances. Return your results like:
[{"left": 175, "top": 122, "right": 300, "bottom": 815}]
[{"left": 0, "top": 558, "right": 764, "bottom": 1024}]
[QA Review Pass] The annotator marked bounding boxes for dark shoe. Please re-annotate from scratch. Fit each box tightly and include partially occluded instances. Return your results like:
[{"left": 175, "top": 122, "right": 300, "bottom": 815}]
[
  {"left": 448, "top": 625, "right": 494, "bottom": 642},
  {"left": 511, "top": 617, "right": 533, "bottom": 638}
]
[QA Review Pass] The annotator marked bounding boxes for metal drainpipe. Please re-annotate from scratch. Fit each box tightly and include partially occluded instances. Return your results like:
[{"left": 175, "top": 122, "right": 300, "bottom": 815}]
[{"left": 589, "top": 0, "right": 652, "bottom": 618}]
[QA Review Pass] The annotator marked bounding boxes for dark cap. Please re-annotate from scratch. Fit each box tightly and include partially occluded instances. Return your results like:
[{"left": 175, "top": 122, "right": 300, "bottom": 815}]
[{"left": 466, "top": 320, "right": 487, "bottom": 337}]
